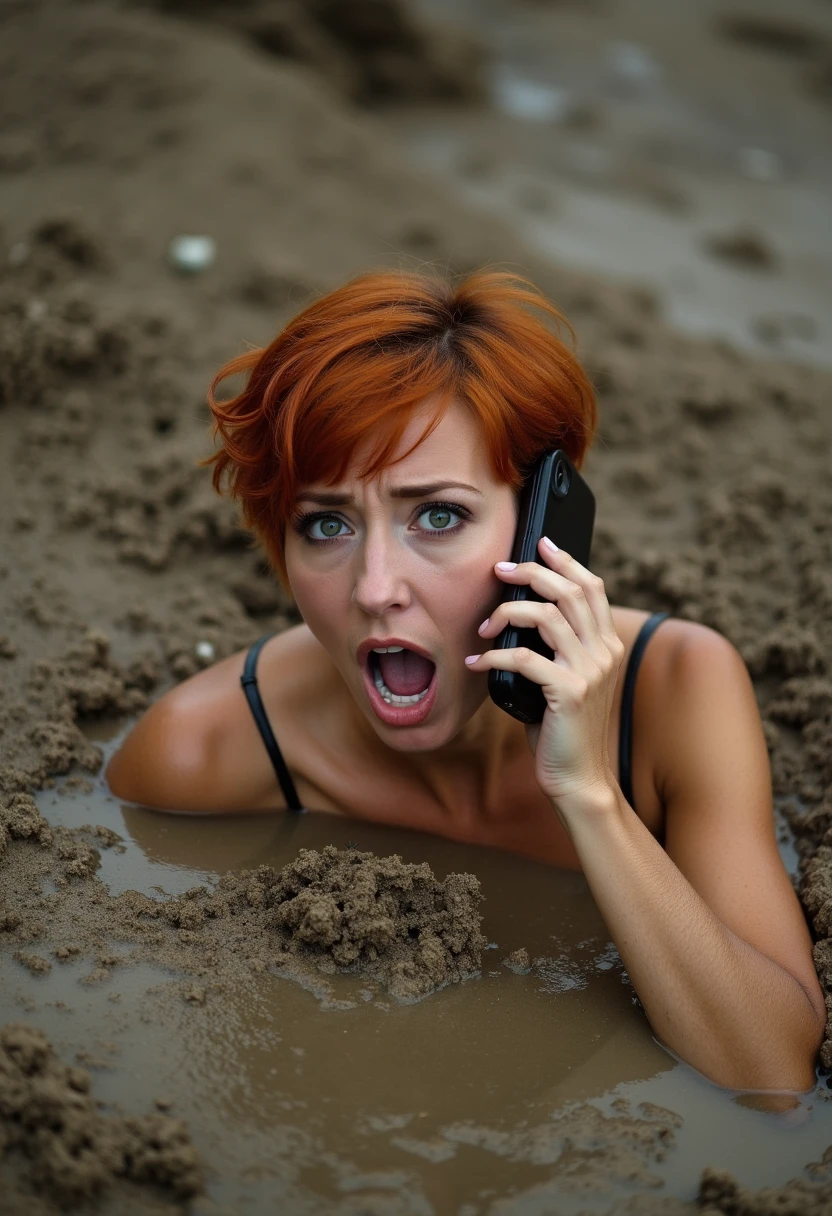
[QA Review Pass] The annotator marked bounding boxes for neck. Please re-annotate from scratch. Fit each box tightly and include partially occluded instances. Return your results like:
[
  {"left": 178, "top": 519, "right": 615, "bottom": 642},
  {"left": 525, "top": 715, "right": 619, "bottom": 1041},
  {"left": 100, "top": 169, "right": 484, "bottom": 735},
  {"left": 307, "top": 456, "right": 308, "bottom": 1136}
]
[{"left": 345, "top": 685, "right": 528, "bottom": 821}]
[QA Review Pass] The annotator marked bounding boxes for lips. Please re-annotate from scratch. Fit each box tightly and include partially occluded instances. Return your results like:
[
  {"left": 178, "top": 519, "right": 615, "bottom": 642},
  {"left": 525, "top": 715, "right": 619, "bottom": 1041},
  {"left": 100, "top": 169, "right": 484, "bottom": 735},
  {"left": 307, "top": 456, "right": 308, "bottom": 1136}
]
[
  {"left": 361, "top": 653, "right": 439, "bottom": 728},
  {"left": 356, "top": 636, "right": 435, "bottom": 669},
  {"left": 356, "top": 636, "right": 439, "bottom": 728}
]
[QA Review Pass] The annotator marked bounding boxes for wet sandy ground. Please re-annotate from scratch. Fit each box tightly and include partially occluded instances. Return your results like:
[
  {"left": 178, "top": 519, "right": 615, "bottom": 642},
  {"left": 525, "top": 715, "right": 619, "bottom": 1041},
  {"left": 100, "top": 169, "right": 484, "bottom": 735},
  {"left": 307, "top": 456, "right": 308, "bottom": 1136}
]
[
  {"left": 393, "top": 0, "right": 832, "bottom": 366},
  {"left": 3, "top": 0, "right": 832, "bottom": 1211},
  {"left": 1, "top": 727, "right": 828, "bottom": 1212}
]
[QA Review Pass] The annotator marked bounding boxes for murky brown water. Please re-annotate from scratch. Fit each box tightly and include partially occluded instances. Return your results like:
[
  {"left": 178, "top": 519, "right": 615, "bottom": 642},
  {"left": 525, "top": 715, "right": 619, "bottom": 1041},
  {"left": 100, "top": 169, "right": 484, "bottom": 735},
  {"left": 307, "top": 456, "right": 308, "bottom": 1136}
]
[{"left": 3, "top": 723, "right": 830, "bottom": 1213}]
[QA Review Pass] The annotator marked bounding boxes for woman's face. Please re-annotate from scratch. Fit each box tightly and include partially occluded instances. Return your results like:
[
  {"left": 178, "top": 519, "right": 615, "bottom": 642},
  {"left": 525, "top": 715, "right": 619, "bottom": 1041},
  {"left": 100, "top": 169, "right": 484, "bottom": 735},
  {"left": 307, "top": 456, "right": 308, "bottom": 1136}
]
[{"left": 284, "top": 397, "right": 519, "bottom": 751}]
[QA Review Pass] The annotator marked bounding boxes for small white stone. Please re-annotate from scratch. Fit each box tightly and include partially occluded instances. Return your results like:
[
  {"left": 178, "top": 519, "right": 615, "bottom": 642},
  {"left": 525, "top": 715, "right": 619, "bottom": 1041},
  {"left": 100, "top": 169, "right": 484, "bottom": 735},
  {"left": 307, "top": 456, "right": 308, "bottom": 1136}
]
[
  {"left": 490, "top": 66, "right": 573, "bottom": 123},
  {"left": 195, "top": 640, "right": 215, "bottom": 662},
  {"left": 738, "top": 147, "right": 781, "bottom": 183},
  {"left": 167, "top": 234, "right": 216, "bottom": 274},
  {"left": 8, "top": 241, "right": 29, "bottom": 267},
  {"left": 26, "top": 299, "right": 47, "bottom": 323},
  {"left": 607, "top": 41, "right": 661, "bottom": 87}
]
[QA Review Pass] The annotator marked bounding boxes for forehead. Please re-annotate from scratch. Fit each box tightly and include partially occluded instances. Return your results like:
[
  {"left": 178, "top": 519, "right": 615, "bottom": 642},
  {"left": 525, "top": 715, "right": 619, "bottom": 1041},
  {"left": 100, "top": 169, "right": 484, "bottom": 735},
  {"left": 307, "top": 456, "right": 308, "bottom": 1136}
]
[{"left": 352, "top": 397, "right": 491, "bottom": 487}]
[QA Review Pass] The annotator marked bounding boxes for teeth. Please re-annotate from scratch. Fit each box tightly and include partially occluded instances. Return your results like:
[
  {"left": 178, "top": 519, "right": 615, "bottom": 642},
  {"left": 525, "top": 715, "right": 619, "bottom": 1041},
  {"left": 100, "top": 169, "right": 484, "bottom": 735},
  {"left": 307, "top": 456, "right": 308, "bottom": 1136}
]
[
  {"left": 373, "top": 669, "right": 431, "bottom": 705},
  {"left": 367, "top": 645, "right": 432, "bottom": 706}
]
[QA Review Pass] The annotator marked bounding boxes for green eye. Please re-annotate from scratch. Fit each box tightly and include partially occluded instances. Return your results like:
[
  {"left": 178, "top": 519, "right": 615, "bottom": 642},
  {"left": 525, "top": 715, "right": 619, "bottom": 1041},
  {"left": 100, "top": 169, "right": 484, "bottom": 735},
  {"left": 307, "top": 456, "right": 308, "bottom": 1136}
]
[
  {"left": 424, "top": 508, "right": 453, "bottom": 530},
  {"left": 296, "top": 500, "right": 469, "bottom": 545}
]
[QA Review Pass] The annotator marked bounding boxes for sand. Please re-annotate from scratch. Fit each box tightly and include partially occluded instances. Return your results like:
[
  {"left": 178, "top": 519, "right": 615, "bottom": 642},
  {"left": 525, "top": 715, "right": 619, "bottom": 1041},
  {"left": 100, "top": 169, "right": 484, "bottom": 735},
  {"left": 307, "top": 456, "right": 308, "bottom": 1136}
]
[
  {"left": 260, "top": 845, "right": 485, "bottom": 997},
  {"left": 2, "top": 0, "right": 832, "bottom": 1210},
  {"left": 0, "top": 1022, "right": 201, "bottom": 1208}
]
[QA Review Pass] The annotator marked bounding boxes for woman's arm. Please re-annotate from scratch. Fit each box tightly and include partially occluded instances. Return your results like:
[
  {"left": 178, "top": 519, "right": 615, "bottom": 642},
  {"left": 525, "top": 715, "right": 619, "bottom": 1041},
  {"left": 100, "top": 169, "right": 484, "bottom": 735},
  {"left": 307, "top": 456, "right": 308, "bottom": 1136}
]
[
  {"left": 468, "top": 543, "right": 824, "bottom": 1092},
  {"left": 557, "top": 626, "right": 825, "bottom": 1092}
]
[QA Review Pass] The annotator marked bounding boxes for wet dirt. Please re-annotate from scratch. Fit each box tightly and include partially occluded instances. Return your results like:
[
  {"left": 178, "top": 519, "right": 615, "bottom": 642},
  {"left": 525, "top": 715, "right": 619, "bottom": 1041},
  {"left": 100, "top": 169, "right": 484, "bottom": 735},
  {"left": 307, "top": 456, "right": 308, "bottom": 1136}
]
[
  {"left": 388, "top": 0, "right": 832, "bottom": 367},
  {"left": 0, "top": 1020, "right": 201, "bottom": 1208},
  {"left": 3, "top": 0, "right": 832, "bottom": 1211},
  {"left": 2, "top": 754, "right": 832, "bottom": 1213}
]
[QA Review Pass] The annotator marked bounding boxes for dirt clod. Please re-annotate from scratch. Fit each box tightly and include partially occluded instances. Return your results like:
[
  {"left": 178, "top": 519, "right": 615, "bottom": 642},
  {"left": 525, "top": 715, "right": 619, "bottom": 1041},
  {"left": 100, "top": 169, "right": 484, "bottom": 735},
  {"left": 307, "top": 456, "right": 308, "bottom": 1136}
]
[
  {"left": 0, "top": 1022, "right": 203, "bottom": 1205},
  {"left": 261, "top": 846, "right": 486, "bottom": 998}
]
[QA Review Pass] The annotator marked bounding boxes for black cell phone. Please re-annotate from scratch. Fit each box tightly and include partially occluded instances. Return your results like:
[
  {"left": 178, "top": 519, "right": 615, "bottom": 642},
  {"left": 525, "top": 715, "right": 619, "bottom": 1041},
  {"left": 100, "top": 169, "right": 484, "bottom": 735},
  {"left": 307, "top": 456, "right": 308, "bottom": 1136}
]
[{"left": 487, "top": 450, "right": 595, "bottom": 725}]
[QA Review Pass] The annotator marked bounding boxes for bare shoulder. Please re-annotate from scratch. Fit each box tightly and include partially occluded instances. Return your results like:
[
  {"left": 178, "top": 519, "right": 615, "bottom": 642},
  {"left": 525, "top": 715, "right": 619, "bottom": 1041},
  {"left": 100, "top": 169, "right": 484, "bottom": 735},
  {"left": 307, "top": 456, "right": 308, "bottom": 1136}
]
[
  {"left": 612, "top": 606, "right": 736, "bottom": 697},
  {"left": 105, "top": 624, "right": 325, "bottom": 813},
  {"left": 648, "top": 618, "right": 758, "bottom": 786},
  {"left": 624, "top": 613, "right": 756, "bottom": 788},
  {"left": 606, "top": 608, "right": 743, "bottom": 823}
]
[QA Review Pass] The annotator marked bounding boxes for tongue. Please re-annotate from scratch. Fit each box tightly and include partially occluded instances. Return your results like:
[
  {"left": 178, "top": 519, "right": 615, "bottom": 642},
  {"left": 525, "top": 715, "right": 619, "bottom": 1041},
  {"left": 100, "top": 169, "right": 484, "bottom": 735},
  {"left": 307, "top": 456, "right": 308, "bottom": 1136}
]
[{"left": 378, "top": 649, "right": 435, "bottom": 696}]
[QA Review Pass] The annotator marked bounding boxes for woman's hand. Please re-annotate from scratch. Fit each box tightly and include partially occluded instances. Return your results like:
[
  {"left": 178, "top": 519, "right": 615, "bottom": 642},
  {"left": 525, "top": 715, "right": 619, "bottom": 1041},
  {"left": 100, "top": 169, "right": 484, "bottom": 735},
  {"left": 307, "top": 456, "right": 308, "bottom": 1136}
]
[{"left": 464, "top": 537, "right": 625, "bottom": 810}]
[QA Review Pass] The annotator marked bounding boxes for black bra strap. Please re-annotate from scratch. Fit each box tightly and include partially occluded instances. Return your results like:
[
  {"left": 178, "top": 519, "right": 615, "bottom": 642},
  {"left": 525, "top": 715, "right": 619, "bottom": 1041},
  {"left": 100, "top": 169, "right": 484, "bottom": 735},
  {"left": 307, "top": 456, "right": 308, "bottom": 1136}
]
[
  {"left": 618, "top": 612, "right": 670, "bottom": 812},
  {"left": 240, "top": 635, "right": 304, "bottom": 813}
]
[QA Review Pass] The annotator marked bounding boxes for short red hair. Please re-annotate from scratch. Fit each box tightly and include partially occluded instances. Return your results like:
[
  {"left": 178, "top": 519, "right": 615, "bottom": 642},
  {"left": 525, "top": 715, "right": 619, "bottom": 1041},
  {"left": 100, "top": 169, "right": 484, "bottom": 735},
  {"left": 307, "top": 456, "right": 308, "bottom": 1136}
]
[{"left": 205, "top": 267, "right": 597, "bottom": 589}]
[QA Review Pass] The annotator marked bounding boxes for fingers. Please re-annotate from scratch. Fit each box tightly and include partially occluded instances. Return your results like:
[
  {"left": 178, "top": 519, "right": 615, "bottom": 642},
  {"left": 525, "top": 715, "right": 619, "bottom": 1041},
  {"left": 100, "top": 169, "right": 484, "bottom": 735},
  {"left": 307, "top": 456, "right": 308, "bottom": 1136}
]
[
  {"left": 538, "top": 540, "right": 617, "bottom": 641},
  {"left": 465, "top": 640, "right": 575, "bottom": 693},
  {"left": 478, "top": 597, "right": 585, "bottom": 667},
  {"left": 493, "top": 538, "right": 611, "bottom": 650}
]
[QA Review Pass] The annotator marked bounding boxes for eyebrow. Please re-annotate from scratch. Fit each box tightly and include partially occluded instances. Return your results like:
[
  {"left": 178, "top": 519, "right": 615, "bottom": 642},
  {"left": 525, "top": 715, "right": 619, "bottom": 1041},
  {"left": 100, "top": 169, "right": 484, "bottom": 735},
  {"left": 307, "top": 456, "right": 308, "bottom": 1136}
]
[{"left": 294, "top": 480, "right": 484, "bottom": 505}]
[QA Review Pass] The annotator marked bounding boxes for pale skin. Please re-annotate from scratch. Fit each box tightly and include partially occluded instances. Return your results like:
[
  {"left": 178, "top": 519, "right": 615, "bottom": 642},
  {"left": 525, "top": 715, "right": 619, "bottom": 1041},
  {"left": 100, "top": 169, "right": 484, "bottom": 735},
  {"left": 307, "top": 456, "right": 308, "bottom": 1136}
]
[{"left": 107, "top": 398, "right": 825, "bottom": 1092}]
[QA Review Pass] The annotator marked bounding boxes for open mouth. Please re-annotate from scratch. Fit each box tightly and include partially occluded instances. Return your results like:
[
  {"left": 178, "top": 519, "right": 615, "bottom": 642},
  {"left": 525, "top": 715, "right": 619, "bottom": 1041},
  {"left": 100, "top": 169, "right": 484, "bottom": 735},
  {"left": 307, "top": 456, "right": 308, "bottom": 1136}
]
[
  {"left": 367, "top": 648, "right": 436, "bottom": 706},
  {"left": 359, "top": 644, "right": 440, "bottom": 728}
]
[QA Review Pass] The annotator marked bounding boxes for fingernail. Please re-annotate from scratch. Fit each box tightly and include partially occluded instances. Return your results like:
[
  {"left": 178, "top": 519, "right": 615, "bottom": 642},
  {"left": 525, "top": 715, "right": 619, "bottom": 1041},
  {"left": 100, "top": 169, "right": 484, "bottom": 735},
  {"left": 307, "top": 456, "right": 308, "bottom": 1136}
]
[
  {"left": 464, "top": 654, "right": 480, "bottom": 665},
  {"left": 542, "top": 536, "right": 559, "bottom": 551},
  {"left": 496, "top": 561, "right": 517, "bottom": 571},
  {"left": 478, "top": 617, "right": 490, "bottom": 634}
]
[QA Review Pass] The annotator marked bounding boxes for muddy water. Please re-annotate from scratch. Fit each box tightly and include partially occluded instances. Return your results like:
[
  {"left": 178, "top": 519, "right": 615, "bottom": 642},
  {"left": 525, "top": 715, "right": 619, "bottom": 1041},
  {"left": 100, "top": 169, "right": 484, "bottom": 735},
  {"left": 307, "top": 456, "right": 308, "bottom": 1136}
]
[{"left": 2, "top": 726, "right": 829, "bottom": 1213}]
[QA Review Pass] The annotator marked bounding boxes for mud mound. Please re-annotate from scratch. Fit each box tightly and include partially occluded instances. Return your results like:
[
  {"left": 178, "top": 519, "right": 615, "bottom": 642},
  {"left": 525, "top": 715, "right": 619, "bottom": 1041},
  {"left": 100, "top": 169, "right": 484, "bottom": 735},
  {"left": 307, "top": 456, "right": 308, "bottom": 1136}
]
[
  {"left": 0, "top": 1022, "right": 202, "bottom": 1207},
  {"left": 264, "top": 845, "right": 485, "bottom": 997},
  {"left": 1, "top": 816, "right": 484, "bottom": 1002},
  {"left": 0, "top": 629, "right": 161, "bottom": 798},
  {"left": 115, "top": 846, "right": 486, "bottom": 1001},
  {"left": 0, "top": 217, "right": 126, "bottom": 410},
  {"left": 134, "top": 0, "right": 485, "bottom": 106},
  {"left": 715, "top": 14, "right": 824, "bottom": 61}
]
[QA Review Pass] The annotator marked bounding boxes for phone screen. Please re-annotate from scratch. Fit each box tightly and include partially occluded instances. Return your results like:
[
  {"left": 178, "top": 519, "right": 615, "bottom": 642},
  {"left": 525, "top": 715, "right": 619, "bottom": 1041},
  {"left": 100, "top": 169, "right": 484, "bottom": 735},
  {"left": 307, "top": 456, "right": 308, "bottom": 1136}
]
[{"left": 487, "top": 450, "right": 595, "bottom": 724}]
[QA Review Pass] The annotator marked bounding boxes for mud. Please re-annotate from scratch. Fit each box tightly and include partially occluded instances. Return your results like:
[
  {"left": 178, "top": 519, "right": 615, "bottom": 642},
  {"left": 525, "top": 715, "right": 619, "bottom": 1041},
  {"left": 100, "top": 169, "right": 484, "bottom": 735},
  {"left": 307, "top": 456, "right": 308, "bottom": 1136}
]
[
  {"left": 135, "top": 0, "right": 485, "bottom": 107},
  {"left": 5, "top": 781, "right": 832, "bottom": 1213},
  {"left": 703, "top": 227, "right": 779, "bottom": 272},
  {"left": 1, "top": 789, "right": 483, "bottom": 1000},
  {"left": 0, "top": 1022, "right": 202, "bottom": 1210},
  {"left": 698, "top": 1165, "right": 832, "bottom": 1216},
  {"left": 388, "top": 0, "right": 832, "bottom": 365},
  {"left": 247, "top": 845, "right": 485, "bottom": 998},
  {"left": 2, "top": 0, "right": 832, "bottom": 1211}
]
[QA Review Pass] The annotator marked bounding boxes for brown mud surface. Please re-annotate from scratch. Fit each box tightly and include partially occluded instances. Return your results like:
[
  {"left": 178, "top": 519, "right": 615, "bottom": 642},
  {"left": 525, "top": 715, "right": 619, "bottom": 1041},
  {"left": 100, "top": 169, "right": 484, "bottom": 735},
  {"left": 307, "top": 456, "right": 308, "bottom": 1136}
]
[
  {"left": 388, "top": 0, "right": 832, "bottom": 365},
  {"left": 240, "top": 846, "right": 486, "bottom": 1000},
  {"left": 1, "top": 1022, "right": 201, "bottom": 1210},
  {"left": 2, "top": 0, "right": 832, "bottom": 1212}
]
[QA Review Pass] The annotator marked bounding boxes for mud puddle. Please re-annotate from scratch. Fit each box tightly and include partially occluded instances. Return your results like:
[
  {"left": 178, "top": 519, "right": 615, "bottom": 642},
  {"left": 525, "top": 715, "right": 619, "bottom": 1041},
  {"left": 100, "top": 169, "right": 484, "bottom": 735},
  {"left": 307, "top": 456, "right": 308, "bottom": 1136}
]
[{"left": 2, "top": 725, "right": 829, "bottom": 1212}]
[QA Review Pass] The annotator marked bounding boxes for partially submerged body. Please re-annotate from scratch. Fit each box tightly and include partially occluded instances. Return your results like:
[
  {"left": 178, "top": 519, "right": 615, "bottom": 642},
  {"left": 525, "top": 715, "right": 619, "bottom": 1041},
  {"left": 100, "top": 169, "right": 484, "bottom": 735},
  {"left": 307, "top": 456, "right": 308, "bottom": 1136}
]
[
  {"left": 108, "top": 606, "right": 672, "bottom": 865},
  {"left": 107, "top": 602, "right": 826, "bottom": 1093},
  {"left": 108, "top": 266, "right": 824, "bottom": 1094}
]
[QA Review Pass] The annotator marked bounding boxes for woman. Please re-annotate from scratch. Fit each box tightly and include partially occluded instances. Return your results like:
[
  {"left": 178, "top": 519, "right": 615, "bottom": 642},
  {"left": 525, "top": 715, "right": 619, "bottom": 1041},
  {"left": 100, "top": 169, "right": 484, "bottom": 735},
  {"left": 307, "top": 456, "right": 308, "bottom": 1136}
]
[{"left": 107, "top": 268, "right": 824, "bottom": 1091}]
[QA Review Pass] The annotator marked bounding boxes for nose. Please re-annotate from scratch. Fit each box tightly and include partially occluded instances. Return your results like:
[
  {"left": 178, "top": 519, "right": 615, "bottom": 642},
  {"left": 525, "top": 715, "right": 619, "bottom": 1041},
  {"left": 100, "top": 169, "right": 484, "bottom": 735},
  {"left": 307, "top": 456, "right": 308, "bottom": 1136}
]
[{"left": 352, "top": 525, "right": 413, "bottom": 618}]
